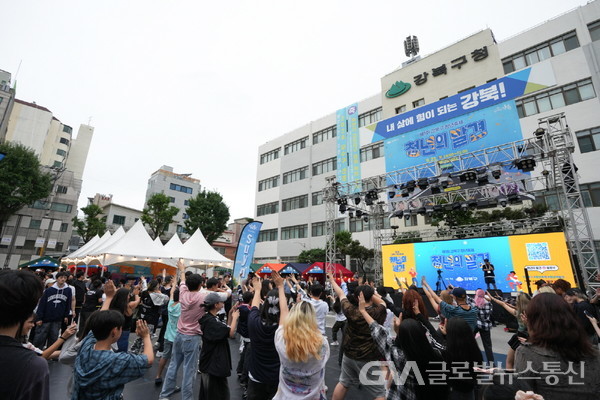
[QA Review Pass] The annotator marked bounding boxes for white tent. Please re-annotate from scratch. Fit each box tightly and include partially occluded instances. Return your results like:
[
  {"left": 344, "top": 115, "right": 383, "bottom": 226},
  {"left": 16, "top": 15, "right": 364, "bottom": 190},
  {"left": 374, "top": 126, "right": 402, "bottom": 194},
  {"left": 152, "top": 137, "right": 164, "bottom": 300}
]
[
  {"left": 177, "top": 229, "right": 233, "bottom": 269},
  {"left": 164, "top": 234, "right": 183, "bottom": 254},
  {"left": 80, "top": 227, "right": 126, "bottom": 264},
  {"left": 90, "top": 220, "right": 175, "bottom": 266},
  {"left": 64, "top": 234, "right": 101, "bottom": 260}
]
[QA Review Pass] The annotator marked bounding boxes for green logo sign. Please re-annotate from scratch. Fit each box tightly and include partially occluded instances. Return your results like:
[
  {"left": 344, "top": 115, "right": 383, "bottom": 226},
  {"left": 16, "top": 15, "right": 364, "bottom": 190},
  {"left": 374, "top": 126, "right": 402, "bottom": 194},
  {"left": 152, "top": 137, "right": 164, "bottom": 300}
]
[{"left": 385, "top": 81, "right": 411, "bottom": 98}]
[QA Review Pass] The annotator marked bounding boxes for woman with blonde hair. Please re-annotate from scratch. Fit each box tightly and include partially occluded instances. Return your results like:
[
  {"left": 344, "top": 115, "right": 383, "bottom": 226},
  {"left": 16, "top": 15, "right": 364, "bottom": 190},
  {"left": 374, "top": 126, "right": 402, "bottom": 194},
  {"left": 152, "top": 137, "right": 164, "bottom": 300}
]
[{"left": 273, "top": 300, "right": 330, "bottom": 400}]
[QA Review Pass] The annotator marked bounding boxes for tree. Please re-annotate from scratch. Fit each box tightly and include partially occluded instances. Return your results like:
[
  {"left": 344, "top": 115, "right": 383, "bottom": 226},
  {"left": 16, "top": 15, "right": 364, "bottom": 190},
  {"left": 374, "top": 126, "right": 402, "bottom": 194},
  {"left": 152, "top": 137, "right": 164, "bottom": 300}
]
[
  {"left": 184, "top": 190, "right": 230, "bottom": 243},
  {"left": 297, "top": 248, "right": 326, "bottom": 264},
  {"left": 72, "top": 204, "right": 107, "bottom": 242},
  {"left": 141, "top": 193, "right": 180, "bottom": 240},
  {"left": 0, "top": 142, "right": 52, "bottom": 233},
  {"left": 346, "top": 240, "right": 374, "bottom": 276},
  {"left": 334, "top": 231, "right": 353, "bottom": 264}
]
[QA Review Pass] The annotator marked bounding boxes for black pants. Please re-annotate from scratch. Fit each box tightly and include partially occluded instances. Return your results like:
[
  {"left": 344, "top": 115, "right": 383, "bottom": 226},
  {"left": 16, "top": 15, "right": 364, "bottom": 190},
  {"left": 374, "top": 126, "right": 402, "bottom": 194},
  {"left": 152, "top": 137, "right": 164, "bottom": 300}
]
[
  {"left": 331, "top": 320, "right": 346, "bottom": 342},
  {"left": 485, "top": 278, "right": 497, "bottom": 290},
  {"left": 247, "top": 379, "right": 278, "bottom": 400},
  {"left": 198, "top": 373, "right": 229, "bottom": 400},
  {"left": 236, "top": 341, "right": 250, "bottom": 387},
  {"left": 475, "top": 328, "right": 494, "bottom": 363},
  {"left": 157, "top": 313, "right": 168, "bottom": 351}
]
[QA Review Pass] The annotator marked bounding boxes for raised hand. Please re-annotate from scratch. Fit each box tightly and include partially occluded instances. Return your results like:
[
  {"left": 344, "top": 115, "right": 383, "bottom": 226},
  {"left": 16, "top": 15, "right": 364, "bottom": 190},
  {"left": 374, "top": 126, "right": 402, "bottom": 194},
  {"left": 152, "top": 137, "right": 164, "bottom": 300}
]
[
  {"left": 136, "top": 319, "right": 150, "bottom": 338},
  {"left": 104, "top": 280, "right": 116, "bottom": 298},
  {"left": 271, "top": 271, "right": 284, "bottom": 288},
  {"left": 358, "top": 292, "right": 367, "bottom": 312}
]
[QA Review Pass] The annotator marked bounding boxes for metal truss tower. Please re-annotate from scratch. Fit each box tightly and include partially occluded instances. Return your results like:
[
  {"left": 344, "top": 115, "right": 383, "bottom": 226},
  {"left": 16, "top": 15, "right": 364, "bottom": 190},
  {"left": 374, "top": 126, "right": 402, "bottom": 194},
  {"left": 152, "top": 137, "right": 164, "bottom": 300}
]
[{"left": 323, "top": 176, "right": 338, "bottom": 276}]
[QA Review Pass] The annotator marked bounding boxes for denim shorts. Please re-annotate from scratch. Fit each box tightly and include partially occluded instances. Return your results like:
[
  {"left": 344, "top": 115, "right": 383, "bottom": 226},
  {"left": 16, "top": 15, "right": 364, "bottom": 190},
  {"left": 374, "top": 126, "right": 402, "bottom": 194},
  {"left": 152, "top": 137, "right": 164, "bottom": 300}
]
[
  {"left": 163, "top": 339, "right": 173, "bottom": 359},
  {"left": 339, "top": 355, "right": 386, "bottom": 398}
]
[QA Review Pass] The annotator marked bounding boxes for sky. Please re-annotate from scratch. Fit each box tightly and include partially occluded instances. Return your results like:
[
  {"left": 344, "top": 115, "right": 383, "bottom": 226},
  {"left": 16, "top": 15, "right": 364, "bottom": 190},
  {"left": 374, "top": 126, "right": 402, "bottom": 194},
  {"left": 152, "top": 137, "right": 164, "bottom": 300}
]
[{"left": 2, "top": 0, "right": 591, "bottom": 223}]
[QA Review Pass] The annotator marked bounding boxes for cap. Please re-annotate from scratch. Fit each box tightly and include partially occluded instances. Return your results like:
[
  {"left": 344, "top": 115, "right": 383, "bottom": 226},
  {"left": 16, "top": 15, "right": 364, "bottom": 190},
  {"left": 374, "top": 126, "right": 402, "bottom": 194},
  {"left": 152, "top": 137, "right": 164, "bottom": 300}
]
[
  {"left": 45, "top": 278, "right": 56, "bottom": 286},
  {"left": 203, "top": 292, "right": 224, "bottom": 306},
  {"left": 451, "top": 287, "right": 466, "bottom": 297}
]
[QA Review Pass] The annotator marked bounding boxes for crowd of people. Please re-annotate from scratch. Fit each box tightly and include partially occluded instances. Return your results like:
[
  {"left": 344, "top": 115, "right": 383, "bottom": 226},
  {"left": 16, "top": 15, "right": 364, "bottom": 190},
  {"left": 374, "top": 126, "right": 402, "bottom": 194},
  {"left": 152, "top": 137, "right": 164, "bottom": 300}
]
[{"left": 1, "top": 264, "right": 600, "bottom": 400}]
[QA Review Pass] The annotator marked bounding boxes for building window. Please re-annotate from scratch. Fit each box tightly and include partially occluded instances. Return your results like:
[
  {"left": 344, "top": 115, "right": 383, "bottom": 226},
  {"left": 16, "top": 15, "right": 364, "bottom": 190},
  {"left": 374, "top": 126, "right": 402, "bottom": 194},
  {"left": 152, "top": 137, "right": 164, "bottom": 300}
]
[
  {"left": 184, "top": 200, "right": 189, "bottom": 206},
  {"left": 590, "top": 20, "right": 600, "bottom": 42},
  {"left": 59, "top": 137, "right": 70, "bottom": 146},
  {"left": 176, "top": 225, "right": 187, "bottom": 234},
  {"left": 284, "top": 137, "right": 308, "bottom": 155},
  {"left": 395, "top": 105, "right": 406, "bottom": 114},
  {"left": 62, "top": 125, "right": 73, "bottom": 134},
  {"left": 412, "top": 99, "right": 425, "bottom": 108},
  {"left": 258, "top": 175, "right": 279, "bottom": 192},
  {"left": 182, "top": 213, "right": 189, "bottom": 220},
  {"left": 312, "top": 191, "right": 323, "bottom": 206},
  {"left": 56, "top": 149, "right": 67, "bottom": 157},
  {"left": 113, "top": 215, "right": 126, "bottom": 225},
  {"left": 580, "top": 182, "right": 600, "bottom": 207},
  {"left": 258, "top": 229, "right": 278, "bottom": 242},
  {"left": 360, "top": 141, "right": 384, "bottom": 162},
  {"left": 169, "top": 183, "right": 193, "bottom": 194},
  {"left": 281, "top": 224, "right": 308, "bottom": 240},
  {"left": 213, "top": 246, "right": 226, "bottom": 255},
  {"left": 257, "top": 201, "right": 279, "bottom": 216},
  {"left": 169, "top": 196, "right": 176, "bottom": 203},
  {"left": 55, "top": 185, "right": 68, "bottom": 194},
  {"left": 576, "top": 127, "right": 600, "bottom": 153},
  {"left": 53, "top": 161, "right": 63, "bottom": 168},
  {"left": 282, "top": 195, "right": 308, "bottom": 212},
  {"left": 260, "top": 148, "right": 280, "bottom": 164},
  {"left": 358, "top": 107, "right": 383, "bottom": 127},
  {"left": 50, "top": 202, "right": 73, "bottom": 213},
  {"left": 282, "top": 166, "right": 308, "bottom": 184},
  {"left": 311, "top": 221, "right": 325, "bottom": 237},
  {"left": 29, "top": 219, "right": 41, "bottom": 229},
  {"left": 516, "top": 78, "right": 596, "bottom": 118},
  {"left": 31, "top": 200, "right": 49, "bottom": 210},
  {"left": 404, "top": 215, "right": 418, "bottom": 227},
  {"left": 60, "top": 223, "right": 69, "bottom": 232},
  {"left": 335, "top": 219, "right": 345, "bottom": 233},
  {"left": 502, "top": 30, "right": 580, "bottom": 74},
  {"left": 312, "top": 157, "right": 337, "bottom": 176},
  {"left": 349, "top": 218, "right": 365, "bottom": 233},
  {"left": 313, "top": 125, "right": 337, "bottom": 144}
]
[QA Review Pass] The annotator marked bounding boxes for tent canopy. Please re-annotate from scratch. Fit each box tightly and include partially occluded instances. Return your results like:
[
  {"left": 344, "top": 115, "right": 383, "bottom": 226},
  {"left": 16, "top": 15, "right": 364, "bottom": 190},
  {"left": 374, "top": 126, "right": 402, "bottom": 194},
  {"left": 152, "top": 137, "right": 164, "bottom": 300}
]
[
  {"left": 302, "top": 262, "right": 353, "bottom": 278},
  {"left": 19, "top": 256, "right": 60, "bottom": 269},
  {"left": 249, "top": 263, "right": 263, "bottom": 272},
  {"left": 256, "top": 263, "right": 286, "bottom": 276},
  {"left": 281, "top": 263, "right": 310, "bottom": 274}
]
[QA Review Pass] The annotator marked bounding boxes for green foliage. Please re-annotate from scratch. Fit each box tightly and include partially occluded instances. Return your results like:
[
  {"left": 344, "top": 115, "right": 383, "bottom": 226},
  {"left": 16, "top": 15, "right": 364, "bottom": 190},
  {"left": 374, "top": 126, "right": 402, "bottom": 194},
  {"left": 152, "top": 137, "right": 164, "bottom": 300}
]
[
  {"left": 297, "top": 248, "right": 326, "bottom": 264},
  {"left": 72, "top": 204, "right": 107, "bottom": 242},
  {"left": 335, "top": 231, "right": 353, "bottom": 262},
  {"left": 0, "top": 142, "right": 52, "bottom": 232},
  {"left": 346, "top": 240, "right": 374, "bottom": 275},
  {"left": 393, "top": 231, "right": 423, "bottom": 244},
  {"left": 141, "top": 193, "right": 180, "bottom": 240},
  {"left": 431, "top": 203, "right": 549, "bottom": 227},
  {"left": 184, "top": 190, "right": 230, "bottom": 243}
]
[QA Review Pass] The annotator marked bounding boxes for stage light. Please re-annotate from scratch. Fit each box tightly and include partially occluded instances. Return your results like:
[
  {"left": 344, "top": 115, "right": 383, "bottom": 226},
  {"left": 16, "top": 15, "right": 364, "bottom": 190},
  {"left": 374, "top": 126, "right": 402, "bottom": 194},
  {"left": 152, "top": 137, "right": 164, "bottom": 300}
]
[
  {"left": 406, "top": 180, "right": 416, "bottom": 192},
  {"left": 461, "top": 203, "right": 468, "bottom": 210},
  {"left": 508, "top": 193, "right": 522, "bottom": 204},
  {"left": 548, "top": 116, "right": 560, "bottom": 123},
  {"left": 363, "top": 216, "right": 369, "bottom": 223},
  {"left": 400, "top": 185, "right": 409, "bottom": 197},
  {"left": 393, "top": 210, "right": 404, "bottom": 218},
  {"left": 515, "top": 157, "right": 536, "bottom": 172},
  {"left": 468, "top": 199, "right": 478, "bottom": 209},
  {"left": 433, "top": 205, "right": 443, "bottom": 213},
  {"left": 439, "top": 174, "right": 451, "bottom": 188},
  {"left": 417, "top": 178, "right": 429, "bottom": 190},
  {"left": 339, "top": 204, "right": 347, "bottom": 213},
  {"left": 365, "top": 190, "right": 378, "bottom": 205},
  {"left": 460, "top": 170, "right": 477, "bottom": 182},
  {"left": 365, "top": 197, "right": 373, "bottom": 206},
  {"left": 356, "top": 210, "right": 363, "bottom": 218},
  {"left": 337, "top": 198, "right": 348, "bottom": 206},
  {"left": 490, "top": 164, "right": 502, "bottom": 179},
  {"left": 417, "top": 207, "right": 426, "bottom": 215},
  {"left": 534, "top": 127, "right": 546, "bottom": 139},
  {"left": 497, "top": 196, "right": 508, "bottom": 207},
  {"left": 405, "top": 213, "right": 411, "bottom": 220},
  {"left": 452, "top": 202, "right": 461, "bottom": 210},
  {"left": 354, "top": 196, "right": 361, "bottom": 205},
  {"left": 348, "top": 211, "right": 354, "bottom": 218},
  {"left": 476, "top": 169, "right": 489, "bottom": 185},
  {"left": 388, "top": 190, "right": 396, "bottom": 199}
]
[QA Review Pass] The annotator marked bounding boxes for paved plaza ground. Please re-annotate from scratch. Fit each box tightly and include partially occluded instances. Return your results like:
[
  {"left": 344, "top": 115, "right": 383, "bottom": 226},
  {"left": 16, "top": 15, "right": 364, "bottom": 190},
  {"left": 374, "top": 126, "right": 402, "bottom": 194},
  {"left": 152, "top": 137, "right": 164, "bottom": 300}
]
[{"left": 48, "top": 314, "right": 512, "bottom": 399}]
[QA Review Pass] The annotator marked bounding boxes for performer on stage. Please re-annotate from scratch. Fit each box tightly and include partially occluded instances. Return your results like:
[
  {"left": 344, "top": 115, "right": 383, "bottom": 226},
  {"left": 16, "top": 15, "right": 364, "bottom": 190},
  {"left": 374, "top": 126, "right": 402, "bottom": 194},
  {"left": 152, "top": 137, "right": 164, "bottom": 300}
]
[{"left": 481, "top": 259, "right": 497, "bottom": 290}]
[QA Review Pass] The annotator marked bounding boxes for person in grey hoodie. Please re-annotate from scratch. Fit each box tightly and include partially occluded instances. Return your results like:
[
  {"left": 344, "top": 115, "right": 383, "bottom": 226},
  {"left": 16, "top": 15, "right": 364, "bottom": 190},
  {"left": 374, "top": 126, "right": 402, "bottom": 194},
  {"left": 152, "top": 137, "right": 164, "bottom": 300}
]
[{"left": 33, "top": 271, "right": 72, "bottom": 349}]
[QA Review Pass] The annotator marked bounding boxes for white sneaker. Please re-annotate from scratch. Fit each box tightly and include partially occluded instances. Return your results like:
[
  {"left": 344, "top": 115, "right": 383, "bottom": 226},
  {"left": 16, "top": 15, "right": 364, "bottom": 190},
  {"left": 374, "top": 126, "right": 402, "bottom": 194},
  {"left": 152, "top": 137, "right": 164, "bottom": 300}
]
[
  {"left": 156, "top": 351, "right": 163, "bottom": 358},
  {"left": 330, "top": 341, "right": 339, "bottom": 346}
]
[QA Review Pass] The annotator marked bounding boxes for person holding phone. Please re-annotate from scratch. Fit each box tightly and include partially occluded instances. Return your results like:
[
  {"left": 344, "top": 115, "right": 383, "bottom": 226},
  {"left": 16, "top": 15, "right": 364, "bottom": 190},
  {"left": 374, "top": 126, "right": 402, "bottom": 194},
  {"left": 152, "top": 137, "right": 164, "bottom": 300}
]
[{"left": 565, "top": 288, "right": 599, "bottom": 345}]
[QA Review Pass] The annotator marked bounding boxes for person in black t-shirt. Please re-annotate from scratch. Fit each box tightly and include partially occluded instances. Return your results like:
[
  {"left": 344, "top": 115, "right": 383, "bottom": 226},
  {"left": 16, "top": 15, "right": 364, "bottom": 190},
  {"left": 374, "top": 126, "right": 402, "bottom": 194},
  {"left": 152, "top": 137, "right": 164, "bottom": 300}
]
[
  {"left": 481, "top": 259, "right": 497, "bottom": 290},
  {"left": 80, "top": 280, "right": 104, "bottom": 330}
]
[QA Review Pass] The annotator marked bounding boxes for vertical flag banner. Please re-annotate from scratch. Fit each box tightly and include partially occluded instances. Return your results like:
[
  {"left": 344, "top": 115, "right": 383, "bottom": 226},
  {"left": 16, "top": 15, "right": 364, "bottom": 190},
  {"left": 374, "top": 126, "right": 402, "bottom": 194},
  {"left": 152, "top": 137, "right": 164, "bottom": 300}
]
[
  {"left": 337, "top": 103, "right": 361, "bottom": 192},
  {"left": 233, "top": 221, "right": 263, "bottom": 282}
]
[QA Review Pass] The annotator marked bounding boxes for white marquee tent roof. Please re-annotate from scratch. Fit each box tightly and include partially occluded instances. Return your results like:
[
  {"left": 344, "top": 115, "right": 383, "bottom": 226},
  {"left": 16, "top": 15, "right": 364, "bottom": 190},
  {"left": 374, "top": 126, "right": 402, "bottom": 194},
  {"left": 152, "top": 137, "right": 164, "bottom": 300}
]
[{"left": 62, "top": 220, "right": 233, "bottom": 269}]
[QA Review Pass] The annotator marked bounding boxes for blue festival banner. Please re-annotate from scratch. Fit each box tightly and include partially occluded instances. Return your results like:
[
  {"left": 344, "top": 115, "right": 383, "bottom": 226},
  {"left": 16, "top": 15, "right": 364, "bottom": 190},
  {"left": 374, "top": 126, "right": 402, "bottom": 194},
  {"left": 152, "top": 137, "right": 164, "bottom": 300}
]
[
  {"left": 372, "top": 67, "right": 552, "bottom": 142},
  {"left": 336, "top": 103, "right": 361, "bottom": 191},
  {"left": 233, "top": 221, "right": 263, "bottom": 282}
]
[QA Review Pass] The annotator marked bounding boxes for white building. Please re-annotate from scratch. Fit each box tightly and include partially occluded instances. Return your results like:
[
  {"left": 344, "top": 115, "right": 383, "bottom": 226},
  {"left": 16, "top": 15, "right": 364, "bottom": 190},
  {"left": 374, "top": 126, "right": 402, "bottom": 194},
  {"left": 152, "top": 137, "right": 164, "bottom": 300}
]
[
  {"left": 88, "top": 193, "right": 143, "bottom": 234},
  {"left": 254, "top": 1, "right": 600, "bottom": 269},
  {"left": 145, "top": 165, "right": 201, "bottom": 240},
  {"left": 0, "top": 97, "right": 94, "bottom": 267}
]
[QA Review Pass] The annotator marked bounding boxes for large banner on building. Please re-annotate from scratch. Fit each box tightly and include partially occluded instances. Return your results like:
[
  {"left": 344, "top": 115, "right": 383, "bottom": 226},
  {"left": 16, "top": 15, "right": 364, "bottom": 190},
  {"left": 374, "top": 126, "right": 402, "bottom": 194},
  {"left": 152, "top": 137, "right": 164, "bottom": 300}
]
[
  {"left": 233, "top": 221, "right": 263, "bottom": 282},
  {"left": 384, "top": 100, "right": 523, "bottom": 174},
  {"left": 382, "top": 232, "right": 575, "bottom": 292},
  {"left": 336, "top": 103, "right": 361, "bottom": 190},
  {"left": 370, "top": 64, "right": 556, "bottom": 143}
]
